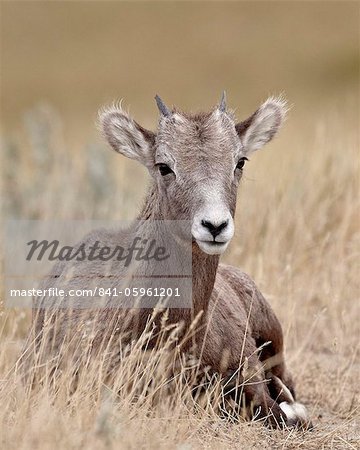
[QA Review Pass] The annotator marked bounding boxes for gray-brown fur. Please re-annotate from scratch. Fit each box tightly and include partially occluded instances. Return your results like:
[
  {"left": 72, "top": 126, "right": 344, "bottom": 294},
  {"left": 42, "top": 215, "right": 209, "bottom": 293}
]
[{"left": 22, "top": 94, "right": 311, "bottom": 428}]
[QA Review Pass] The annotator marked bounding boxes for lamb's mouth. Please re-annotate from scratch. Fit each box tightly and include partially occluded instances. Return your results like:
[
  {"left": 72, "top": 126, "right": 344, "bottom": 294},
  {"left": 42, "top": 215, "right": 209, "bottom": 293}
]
[{"left": 195, "top": 239, "right": 230, "bottom": 255}]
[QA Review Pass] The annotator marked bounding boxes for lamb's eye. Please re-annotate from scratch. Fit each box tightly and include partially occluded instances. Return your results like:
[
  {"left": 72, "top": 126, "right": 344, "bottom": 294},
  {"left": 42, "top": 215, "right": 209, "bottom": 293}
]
[
  {"left": 236, "top": 157, "right": 248, "bottom": 171},
  {"left": 157, "top": 163, "right": 174, "bottom": 176}
]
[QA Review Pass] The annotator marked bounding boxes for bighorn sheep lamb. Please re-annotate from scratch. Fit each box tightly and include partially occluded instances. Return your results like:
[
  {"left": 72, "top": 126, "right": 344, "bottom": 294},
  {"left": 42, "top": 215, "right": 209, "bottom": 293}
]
[{"left": 22, "top": 93, "right": 311, "bottom": 428}]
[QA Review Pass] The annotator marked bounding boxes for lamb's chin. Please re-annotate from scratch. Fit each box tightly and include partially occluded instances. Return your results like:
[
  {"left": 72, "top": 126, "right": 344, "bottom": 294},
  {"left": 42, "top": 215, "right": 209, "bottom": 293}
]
[{"left": 196, "top": 240, "right": 230, "bottom": 255}]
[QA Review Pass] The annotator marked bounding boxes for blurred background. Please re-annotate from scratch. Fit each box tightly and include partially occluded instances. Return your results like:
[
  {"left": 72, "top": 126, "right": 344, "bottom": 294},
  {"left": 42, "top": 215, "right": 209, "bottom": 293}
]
[
  {"left": 2, "top": 2, "right": 358, "bottom": 138},
  {"left": 1, "top": 1, "right": 358, "bottom": 220}
]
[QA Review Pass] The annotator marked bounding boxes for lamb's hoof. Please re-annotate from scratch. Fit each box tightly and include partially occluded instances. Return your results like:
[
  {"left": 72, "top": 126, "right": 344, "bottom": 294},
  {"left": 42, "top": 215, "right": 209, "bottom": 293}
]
[{"left": 279, "top": 401, "right": 313, "bottom": 430}]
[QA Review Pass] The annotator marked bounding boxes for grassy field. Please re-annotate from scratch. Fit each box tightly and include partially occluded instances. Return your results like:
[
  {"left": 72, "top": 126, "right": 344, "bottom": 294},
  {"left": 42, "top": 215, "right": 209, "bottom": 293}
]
[{"left": 1, "top": 2, "right": 359, "bottom": 449}]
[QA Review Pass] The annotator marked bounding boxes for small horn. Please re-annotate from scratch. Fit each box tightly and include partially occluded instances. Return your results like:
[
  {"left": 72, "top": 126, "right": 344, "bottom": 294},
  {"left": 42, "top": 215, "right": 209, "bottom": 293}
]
[
  {"left": 155, "top": 95, "right": 172, "bottom": 118},
  {"left": 219, "top": 91, "right": 227, "bottom": 112}
]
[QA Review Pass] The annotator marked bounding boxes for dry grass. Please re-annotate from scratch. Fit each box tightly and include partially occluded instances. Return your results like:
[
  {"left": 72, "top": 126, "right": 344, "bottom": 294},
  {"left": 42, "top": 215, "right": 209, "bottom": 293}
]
[
  {"left": 0, "top": 97, "right": 359, "bottom": 450},
  {"left": 1, "top": 2, "right": 359, "bottom": 447}
]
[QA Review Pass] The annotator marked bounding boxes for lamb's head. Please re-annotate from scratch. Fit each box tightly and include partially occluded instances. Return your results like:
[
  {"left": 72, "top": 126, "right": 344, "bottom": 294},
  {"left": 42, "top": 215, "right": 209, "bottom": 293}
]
[{"left": 99, "top": 93, "right": 287, "bottom": 255}]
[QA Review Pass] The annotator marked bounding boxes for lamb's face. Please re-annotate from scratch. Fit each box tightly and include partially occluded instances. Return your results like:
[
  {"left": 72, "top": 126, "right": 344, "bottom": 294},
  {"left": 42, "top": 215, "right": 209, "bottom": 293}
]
[
  {"left": 153, "top": 109, "right": 243, "bottom": 255},
  {"left": 100, "top": 94, "right": 287, "bottom": 255}
]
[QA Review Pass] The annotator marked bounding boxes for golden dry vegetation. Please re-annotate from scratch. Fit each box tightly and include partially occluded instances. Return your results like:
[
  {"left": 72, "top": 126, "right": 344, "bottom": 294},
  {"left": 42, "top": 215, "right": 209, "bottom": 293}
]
[{"left": 1, "top": 2, "right": 359, "bottom": 449}]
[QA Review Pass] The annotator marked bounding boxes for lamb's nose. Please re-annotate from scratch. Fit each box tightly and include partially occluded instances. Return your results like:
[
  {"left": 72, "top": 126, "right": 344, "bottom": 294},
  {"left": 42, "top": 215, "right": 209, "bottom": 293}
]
[{"left": 201, "top": 219, "right": 229, "bottom": 238}]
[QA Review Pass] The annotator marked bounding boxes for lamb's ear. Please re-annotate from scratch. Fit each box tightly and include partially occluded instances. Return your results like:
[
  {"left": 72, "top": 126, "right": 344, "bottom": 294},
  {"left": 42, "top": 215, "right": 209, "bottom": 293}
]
[
  {"left": 99, "top": 104, "right": 155, "bottom": 166},
  {"left": 235, "top": 96, "right": 288, "bottom": 154}
]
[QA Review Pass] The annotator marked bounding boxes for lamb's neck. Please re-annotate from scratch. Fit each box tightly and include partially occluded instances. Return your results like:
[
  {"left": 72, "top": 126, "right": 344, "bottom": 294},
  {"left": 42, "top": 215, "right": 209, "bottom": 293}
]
[
  {"left": 137, "top": 183, "right": 220, "bottom": 318},
  {"left": 190, "top": 245, "right": 219, "bottom": 317}
]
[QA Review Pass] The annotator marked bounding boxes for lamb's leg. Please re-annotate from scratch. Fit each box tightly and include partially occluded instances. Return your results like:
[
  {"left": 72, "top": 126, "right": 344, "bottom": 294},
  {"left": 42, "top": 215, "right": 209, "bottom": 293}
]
[
  {"left": 222, "top": 368, "right": 287, "bottom": 428},
  {"left": 217, "top": 265, "right": 312, "bottom": 428},
  {"left": 258, "top": 339, "right": 312, "bottom": 429},
  {"left": 222, "top": 336, "right": 311, "bottom": 428},
  {"left": 270, "top": 374, "right": 313, "bottom": 429},
  {"left": 249, "top": 297, "right": 312, "bottom": 428}
]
